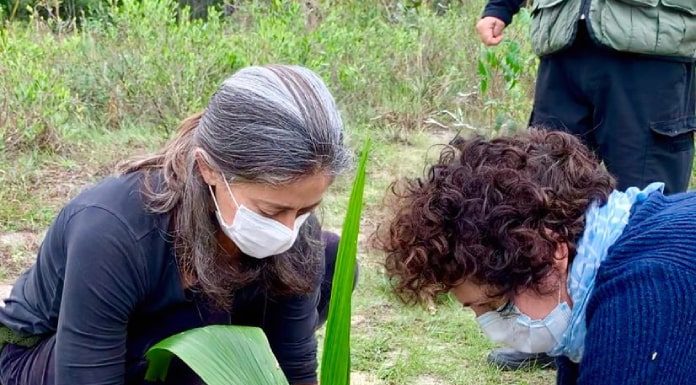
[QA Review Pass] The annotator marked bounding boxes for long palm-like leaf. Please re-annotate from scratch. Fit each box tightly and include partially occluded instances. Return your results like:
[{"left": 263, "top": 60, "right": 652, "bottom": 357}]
[
  {"left": 320, "top": 139, "right": 371, "bottom": 385},
  {"left": 145, "top": 325, "right": 289, "bottom": 385}
]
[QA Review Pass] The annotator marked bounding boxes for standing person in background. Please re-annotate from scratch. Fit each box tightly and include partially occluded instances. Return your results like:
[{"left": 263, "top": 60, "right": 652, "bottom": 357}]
[{"left": 475, "top": 0, "right": 696, "bottom": 370}]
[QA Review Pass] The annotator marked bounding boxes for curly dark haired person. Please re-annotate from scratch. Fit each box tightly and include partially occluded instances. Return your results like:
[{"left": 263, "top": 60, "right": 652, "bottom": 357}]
[{"left": 376, "top": 130, "right": 696, "bottom": 385}]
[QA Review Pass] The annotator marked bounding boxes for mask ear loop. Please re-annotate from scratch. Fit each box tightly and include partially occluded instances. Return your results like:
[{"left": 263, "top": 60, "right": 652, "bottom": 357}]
[
  {"left": 206, "top": 173, "right": 238, "bottom": 227},
  {"left": 208, "top": 185, "right": 224, "bottom": 214},
  {"left": 557, "top": 283, "right": 563, "bottom": 305},
  {"left": 220, "top": 173, "right": 240, "bottom": 208},
  {"left": 196, "top": 149, "right": 236, "bottom": 215}
]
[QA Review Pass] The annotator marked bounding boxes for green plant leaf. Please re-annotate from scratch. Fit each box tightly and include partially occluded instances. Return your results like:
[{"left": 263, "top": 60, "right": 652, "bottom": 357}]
[
  {"left": 320, "top": 139, "right": 372, "bottom": 385},
  {"left": 477, "top": 57, "right": 490, "bottom": 95},
  {"left": 145, "top": 325, "right": 290, "bottom": 385}
]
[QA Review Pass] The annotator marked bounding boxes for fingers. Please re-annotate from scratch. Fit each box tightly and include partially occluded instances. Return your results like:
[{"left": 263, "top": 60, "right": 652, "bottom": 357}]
[
  {"left": 476, "top": 17, "right": 506, "bottom": 46},
  {"left": 492, "top": 19, "right": 505, "bottom": 37}
]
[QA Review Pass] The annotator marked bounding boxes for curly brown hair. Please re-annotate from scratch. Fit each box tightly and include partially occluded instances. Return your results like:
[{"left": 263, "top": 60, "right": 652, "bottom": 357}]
[{"left": 375, "top": 130, "right": 615, "bottom": 304}]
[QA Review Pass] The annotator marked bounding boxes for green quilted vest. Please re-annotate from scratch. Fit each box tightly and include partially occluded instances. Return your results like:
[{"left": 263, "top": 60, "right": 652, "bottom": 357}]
[{"left": 530, "top": 0, "right": 696, "bottom": 59}]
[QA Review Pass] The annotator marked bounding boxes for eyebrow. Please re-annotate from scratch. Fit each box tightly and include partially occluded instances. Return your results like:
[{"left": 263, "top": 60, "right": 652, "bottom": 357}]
[{"left": 257, "top": 198, "right": 323, "bottom": 211}]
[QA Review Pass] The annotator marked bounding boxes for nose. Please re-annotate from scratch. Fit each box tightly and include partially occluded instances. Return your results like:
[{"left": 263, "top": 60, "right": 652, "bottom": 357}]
[{"left": 275, "top": 212, "right": 299, "bottom": 230}]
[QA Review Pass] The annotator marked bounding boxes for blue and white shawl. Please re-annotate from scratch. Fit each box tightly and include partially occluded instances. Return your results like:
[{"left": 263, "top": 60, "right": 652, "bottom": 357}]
[{"left": 548, "top": 182, "right": 664, "bottom": 363}]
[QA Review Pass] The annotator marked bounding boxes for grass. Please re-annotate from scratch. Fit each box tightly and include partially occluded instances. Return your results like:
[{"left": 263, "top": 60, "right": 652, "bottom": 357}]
[
  {"left": 0, "top": 0, "right": 538, "bottom": 231},
  {"left": 0, "top": 0, "right": 693, "bottom": 384},
  {"left": 348, "top": 267, "right": 555, "bottom": 385}
]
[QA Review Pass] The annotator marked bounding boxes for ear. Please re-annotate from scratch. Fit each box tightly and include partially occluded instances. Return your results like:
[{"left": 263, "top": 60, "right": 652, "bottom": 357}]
[
  {"left": 553, "top": 242, "right": 570, "bottom": 272},
  {"left": 544, "top": 242, "right": 570, "bottom": 294},
  {"left": 544, "top": 229, "right": 570, "bottom": 273},
  {"left": 195, "top": 150, "right": 220, "bottom": 186}
]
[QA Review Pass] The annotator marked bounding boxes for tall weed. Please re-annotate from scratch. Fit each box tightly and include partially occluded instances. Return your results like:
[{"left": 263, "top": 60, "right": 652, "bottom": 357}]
[{"left": 1, "top": 0, "right": 536, "bottom": 158}]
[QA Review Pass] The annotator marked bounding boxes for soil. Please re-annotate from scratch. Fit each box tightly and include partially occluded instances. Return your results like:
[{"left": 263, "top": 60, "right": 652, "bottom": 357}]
[
  {"left": 352, "top": 372, "right": 383, "bottom": 385},
  {"left": 0, "top": 231, "right": 41, "bottom": 283},
  {"left": 0, "top": 284, "right": 11, "bottom": 305}
]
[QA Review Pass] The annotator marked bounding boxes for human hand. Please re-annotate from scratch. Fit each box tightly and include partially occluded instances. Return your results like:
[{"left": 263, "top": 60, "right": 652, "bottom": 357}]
[{"left": 476, "top": 17, "right": 507, "bottom": 46}]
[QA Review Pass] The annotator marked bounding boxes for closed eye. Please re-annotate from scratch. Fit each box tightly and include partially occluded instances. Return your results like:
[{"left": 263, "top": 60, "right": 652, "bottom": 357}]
[
  {"left": 257, "top": 200, "right": 322, "bottom": 219},
  {"left": 258, "top": 210, "right": 278, "bottom": 218}
]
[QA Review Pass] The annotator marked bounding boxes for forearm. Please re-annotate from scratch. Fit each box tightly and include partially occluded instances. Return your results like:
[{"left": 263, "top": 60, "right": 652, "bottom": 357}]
[{"left": 483, "top": 0, "right": 526, "bottom": 25}]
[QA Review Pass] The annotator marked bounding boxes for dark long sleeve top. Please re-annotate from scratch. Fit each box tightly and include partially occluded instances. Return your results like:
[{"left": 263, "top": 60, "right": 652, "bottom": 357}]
[
  {"left": 482, "top": 0, "right": 525, "bottom": 25},
  {"left": 0, "top": 172, "right": 321, "bottom": 385}
]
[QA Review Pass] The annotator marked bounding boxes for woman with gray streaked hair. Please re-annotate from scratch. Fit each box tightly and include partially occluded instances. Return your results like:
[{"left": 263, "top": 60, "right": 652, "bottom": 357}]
[{"left": 0, "top": 65, "right": 353, "bottom": 385}]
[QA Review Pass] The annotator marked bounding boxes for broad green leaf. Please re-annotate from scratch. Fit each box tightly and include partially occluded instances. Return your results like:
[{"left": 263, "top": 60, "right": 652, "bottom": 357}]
[
  {"left": 320, "top": 139, "right": 372, "bottom": 385},
  {"left": 145, "top": 325, "right": 289, "bottom": 385}
]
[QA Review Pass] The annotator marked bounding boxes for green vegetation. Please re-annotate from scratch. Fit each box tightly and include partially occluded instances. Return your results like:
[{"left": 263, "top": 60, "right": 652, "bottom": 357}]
[
  {"left": 145, "top": 326, "right": 289, "bottom": 385},
  {"left": 2, "top": 0, "right": 692, "bottom": 384},
  {"left": 320, "top": 139, "right": 370, "bottom": 385},
  {"left": 0, "top": 0, "right": 538, "bottom": 232}
]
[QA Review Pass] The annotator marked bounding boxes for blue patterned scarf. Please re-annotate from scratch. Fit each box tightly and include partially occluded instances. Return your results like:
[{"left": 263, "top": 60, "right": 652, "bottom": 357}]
[{"left": 548, "top": 182, "right": 664, "bottom": 363}]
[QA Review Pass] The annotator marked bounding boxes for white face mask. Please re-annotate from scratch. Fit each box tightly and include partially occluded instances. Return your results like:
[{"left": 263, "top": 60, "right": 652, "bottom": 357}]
[
  {"left": 209, "top": 176, "right": 310, "bottom": 259},
  {"left": 476, "top": 298, "right": 571, "bottom": 354}
]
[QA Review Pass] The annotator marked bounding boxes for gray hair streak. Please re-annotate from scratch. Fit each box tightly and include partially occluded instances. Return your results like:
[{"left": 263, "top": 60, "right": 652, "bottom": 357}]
[{"left": 118, "top": 64, "right": 352, "bottom": 308}]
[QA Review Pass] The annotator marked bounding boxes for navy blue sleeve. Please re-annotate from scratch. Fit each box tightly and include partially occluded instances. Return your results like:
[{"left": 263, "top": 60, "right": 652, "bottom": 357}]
[
  {"left": 578, "top": 262, "right": 696, "bottom": 385},
  {"left": 55, "top": 207, "right": 148, "bottom": 385},
  {"left": 482, "top": 0, "right": 526, "bottom": 25},
  {"left": 263, "top": 291, "right": 320, "bottom": 385}
]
